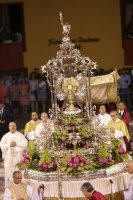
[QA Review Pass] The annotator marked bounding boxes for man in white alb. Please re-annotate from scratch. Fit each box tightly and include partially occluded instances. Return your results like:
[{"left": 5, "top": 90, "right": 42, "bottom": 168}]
[
  {"left": 97, "top": 105, "right": 111, "bottom": 127},
  {"left": 0, "top": 122, "right": 28, "bottom": 186},
  {"left": 35, "top": 112, "right": 49, "bottom": 137}
]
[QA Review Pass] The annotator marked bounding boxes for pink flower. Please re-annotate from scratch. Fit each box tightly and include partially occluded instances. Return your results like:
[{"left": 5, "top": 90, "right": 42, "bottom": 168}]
[
  {"left": 24, "top": 158, "right": 30, "bottom": 164},
  {"left": 42, "top": 163, "right": 48, "bottom": 169},
  {"left": 23, "top": 152, "right": 30, "bottom": 159},
  {"left": 67, "top": 158, "right": 72, "bottom": 162},
  {"left": 84, "top": 160, "right": 90, "bottom": 165},
  {"left": 70, "top": 120, "right": 75, "bottom": 126},
  {"left": 49, "top": 162, "right": 54, "bottom": 168},
  {"left": 79, "top": 156, "right": 85, "bottom": 162},
  {"left": 60, "top": 136, "right": 66, "bottom": 142},
  {"left": 69, "top": 163, "right": 73, "bottom": 167},
  {"left": 79, "top": 162, "right": 84, "bottom": 166},
  {"left": 118, "top": 145, "right": 126, "bottom": 154},
  {"left": 108, "top": 157, "right": 112, "bottom": 162},
  {"left": 72, "top": 163, "right": 78, "bottom": 168},
  {"left": 73, "top": 157, "right": 79, "bottom": 163},
  {"left": 72, "top": 154, "right": 77, "bottom": 158},
  {"left": 84, "top": 134, "right": 91, "bottom": 139}
]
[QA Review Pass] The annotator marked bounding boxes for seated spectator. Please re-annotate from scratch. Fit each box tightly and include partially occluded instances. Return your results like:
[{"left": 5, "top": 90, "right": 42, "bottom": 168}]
[
  {"left": 81, "top": 181, "right": 107, "bottom": 200},
  {"left": 124, "top": 160, "right": 133, "bottom": 200},
  {"left": 3, "top": 171, "right": 44, "bottom": 200}
]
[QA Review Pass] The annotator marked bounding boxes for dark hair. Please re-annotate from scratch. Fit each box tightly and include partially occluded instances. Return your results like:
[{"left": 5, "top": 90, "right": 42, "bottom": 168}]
[
  {"left": 81, "top": 182, "right": 94, "bottom": 193},
  {"left": 13, "top": 171, "right": 22, "bottom": 177},
  {"left": 98, "top": 104, "right": 106, "bottom": 109}
]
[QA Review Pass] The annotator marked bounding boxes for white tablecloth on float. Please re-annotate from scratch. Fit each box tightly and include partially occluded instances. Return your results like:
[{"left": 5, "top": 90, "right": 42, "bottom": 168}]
[{"left": 24, "top": 172, "right": 132, "bottom": 198}]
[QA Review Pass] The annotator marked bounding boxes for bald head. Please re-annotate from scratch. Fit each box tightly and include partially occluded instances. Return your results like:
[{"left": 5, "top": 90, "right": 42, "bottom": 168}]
[{"left": 126, "top": 160, "right": 133, "bottom": 174}]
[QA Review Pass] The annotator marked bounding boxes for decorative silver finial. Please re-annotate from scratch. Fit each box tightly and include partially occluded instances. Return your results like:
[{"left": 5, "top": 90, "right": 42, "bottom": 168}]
[
  {"left": 59, "top": 11, "right": 63, "bottom": 26},
  {"left": 59, "top": 11, "right": 71, "bottom": 40}
]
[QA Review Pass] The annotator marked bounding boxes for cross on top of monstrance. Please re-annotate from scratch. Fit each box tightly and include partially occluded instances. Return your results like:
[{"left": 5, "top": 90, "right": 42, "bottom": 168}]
[{"left": 59, "top": 11, "right": 71, "bottom": 41}]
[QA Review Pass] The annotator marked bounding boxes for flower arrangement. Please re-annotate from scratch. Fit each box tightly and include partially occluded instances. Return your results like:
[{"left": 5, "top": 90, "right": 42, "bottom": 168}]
[
  {"left": 39, "top": 149, "right": 57, "bottom": 172},
  {"left": 19, "top": 147, "right": 56, "bottom": 172},
  {"left": 97, "top": 144, "right": 113, "bottom": 168},
  {"left": 18, "top": 146, "right": 39, "bottom": 170},
  {"left": 118, "top": 144, "right": 126, "bottom": 154},
  {"left": 80, "top": 127, "right": 94, "bottom": 141},
  {"left": 61, "top": 152, "right": 94, "bottom": 175},
  {"left": 60, "top": 115, "right": 84, "bottom": 126},
  {"left": 111, "top": 139, "right": 129, "bottom": 161},
  {"left": 23, "top": 151, "right": 30, "bottom": 165},
  {"left": 53, "top": 130, "right": 68, "bottom": 143}
]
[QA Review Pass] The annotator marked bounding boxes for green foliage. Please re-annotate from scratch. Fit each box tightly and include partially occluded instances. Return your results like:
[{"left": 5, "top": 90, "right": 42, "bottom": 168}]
[
  {"left": 111, "top": 139, "right": 128, "bottom": 162},
  {"left": 80, "top": 127, "right": 94, "bottom": 140},
  {"left": 53, "top": 130, "right": 68, "bottom": 141},
  {"left": 98, "top": 144, "right": 110, "bottom": 159},
  {"left": 40, "top": 149, "right": 52, "bottom": 163}
]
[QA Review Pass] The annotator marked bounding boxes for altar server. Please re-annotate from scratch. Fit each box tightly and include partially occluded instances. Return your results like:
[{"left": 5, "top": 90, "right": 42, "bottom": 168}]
[
  {"left": 97, "top": 104, "right": 111, "bottom": 127},
  {"left": 81, "top": 181, "right": 107, "bottom": 200},
  {"left": 107, "top": 110, "right": 130, "bottom": 152},
  {"left": 4, "top": 171, "right": 44, "bottom": 200},
  {"left": 0, "top": 122, "right": 28, "bottom": 186},
  {"left": 24, "top": 112, "right": 41, "bottom": 149}
]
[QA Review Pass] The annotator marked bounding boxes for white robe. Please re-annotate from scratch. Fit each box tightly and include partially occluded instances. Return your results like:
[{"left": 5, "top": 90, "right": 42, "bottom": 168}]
[
  {"left": 35, "top": 120, "right": 51, "bottom": 137},
  {"left": 124, "top": 178, "right": 133, "bottom": 200},
  {"left": 4, "top": 184, "right": 43, "bottom": 200},
  {"left": 0, "top": 131, "right": 28, "bottom": 186},
  {"left": 98, "top": 113, "right": 112, "bottom": 126}
]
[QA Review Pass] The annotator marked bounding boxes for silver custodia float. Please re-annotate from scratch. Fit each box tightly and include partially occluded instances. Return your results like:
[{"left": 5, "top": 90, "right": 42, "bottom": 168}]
[{"left": 24, "top": 12, "right": 127, "bottom": 200}]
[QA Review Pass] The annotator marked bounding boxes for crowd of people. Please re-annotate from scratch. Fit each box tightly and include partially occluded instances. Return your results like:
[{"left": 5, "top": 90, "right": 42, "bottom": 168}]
[{"left": 0, "top": 68, "right": 51, "bottom": 116}]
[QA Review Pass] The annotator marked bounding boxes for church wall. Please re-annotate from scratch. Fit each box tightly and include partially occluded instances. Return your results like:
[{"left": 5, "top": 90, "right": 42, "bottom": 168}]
[{"left": 0, "top": 0, "right": 124, "bottom": 73}]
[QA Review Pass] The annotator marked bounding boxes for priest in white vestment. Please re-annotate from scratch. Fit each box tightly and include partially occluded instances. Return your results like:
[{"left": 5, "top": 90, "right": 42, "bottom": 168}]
[
  {"left": 0, "top": 122, "right": 28, "bottom": 186},
  {"left": 124, "top": 160, "right": 133, "bottom": 200},
  {"left": 35, "top": 112, "right": 50, "bottom": 137},
  {"left": 97, "top": 105, "right": 111, "bottom": 126},
  {"left": 4, "top": 171, "right": 44, "bottom": 200}
]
